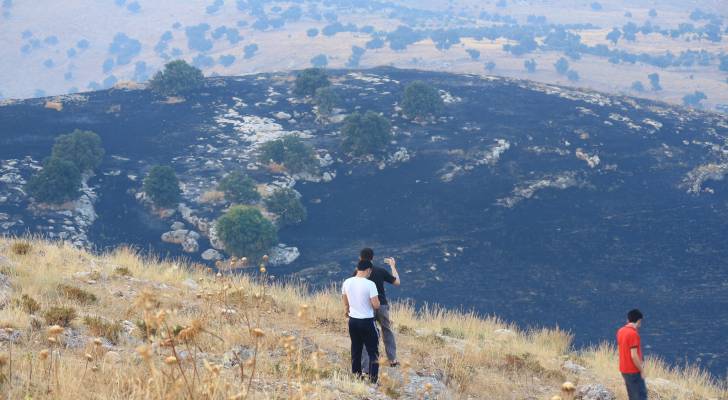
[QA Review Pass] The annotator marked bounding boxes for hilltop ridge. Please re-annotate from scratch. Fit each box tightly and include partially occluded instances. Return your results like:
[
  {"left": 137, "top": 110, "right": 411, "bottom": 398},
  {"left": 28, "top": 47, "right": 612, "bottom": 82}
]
[{"left": 0, "top": 238, "right": 724, "bottom": 399}]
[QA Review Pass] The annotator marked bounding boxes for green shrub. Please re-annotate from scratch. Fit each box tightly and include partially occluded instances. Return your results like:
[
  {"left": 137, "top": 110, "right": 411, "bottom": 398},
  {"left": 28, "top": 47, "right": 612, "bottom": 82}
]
[
  {"left": 26, "top": 157, "right": 82, "bottom": 204},
  {"left": 58, "top": 284, "right": 97, "bottom": 304},
  {"left": 51, "top": 129, "right": 104, "bottom": 172},
  {"left": 265, "top": 188, "right": 307, "bottom": 227},
  {"left": 341, "top": 111, "right": 392, "bottom": 156},
  {"left": 44, "top": 306, "right": 77, "bottom": 327},
  {"left": 143, "top": 165, "right": 181, "bottom": 208},
  {"left": 216, "top": 205, "right": 277, "bottom": 258},
  {"left": 218, "top": 171, "right": 260, "bottom": 204},
  {"left": 259, "top": 136, "right": 318, "bottom": 174},
  {"left": 113, "top": 266, "right": 133, "bottom": 277},
  {"left": 314, "top": 86, "right": 340, "bottom": 116},
  {"left": 148, "top": 60, "right": 205, "bottom": 96},
  {"left": 401, "top": 81, "right": 443, "bottom": 118},
  {"left": 294, "top": 68, "right": 330, "bottom": 97}
]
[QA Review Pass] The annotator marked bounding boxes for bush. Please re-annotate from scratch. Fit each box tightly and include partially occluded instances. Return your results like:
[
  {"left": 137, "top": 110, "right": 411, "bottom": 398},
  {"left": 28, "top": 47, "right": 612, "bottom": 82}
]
[
  {"left": 631, "top": 81, "right": 645, "bottom": 92},
  {"left": 11, "top": 241, "right": 32, "bottom": 255},
  {"left": 524, "top": 59, "right": 537, "bottom": 73},
  {"left": 26, "top": 157, "right": 82, "bottom": 204},
  {"left": 44, "top": 306, "right": 77, "bottom": 327},
  {"left": 58, "top": 284, "right": 97, "bottom": 304},
  {"left": 341, "top": 111, "right": 392, "bottom": 156},
  {"left": 401, "top": 81, "right": 444, "bottom": 118},
  {"left": 15, "top": 294, "right": 41, "bottom": 314},
  {"left": 259, "top": 136, "right": 318, "bottom": 174},
  {"left": 218, "top": 171, "right": 260, "bottom": 203},
  {"left": 683, "top": 91, "right": 707, "bottom": 107},
  {"left": 143, "top": 165, "right": 181, "bottom": 208},
  {"left": 51, "top": 129, "right": 104, "bottom": 172},
  {"left": 148, "top": 60, "right": 204, "bottom": 96},
  {"left": 554, "top": 57, "right": 569, "bottom": 75},
  {"left": 314, "top": 86, "right": 340, "bottom": 116},
  {"left": 216, "top": 205, "right": 278, "bottom": 258},
  {"left": 265, "top": 188, "right": 307, "bottom": 226},
  {"left": 648, "top": 73, "right": 662, "bottom": 91},
  {"left": 83, "top": 316, "right": 123, "bottom": 343},
  {"left": 113, "top": 266, "right": 133, "bottom": 277},
  {"left": 294, "top": 68, "right": 330, "bottom": 97}
]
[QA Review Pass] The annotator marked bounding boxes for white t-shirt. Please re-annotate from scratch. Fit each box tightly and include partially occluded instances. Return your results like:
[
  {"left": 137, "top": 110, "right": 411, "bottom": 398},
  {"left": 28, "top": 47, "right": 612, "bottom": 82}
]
[{"left": 342, "top": 276, "right": 379, "bottom": 319}]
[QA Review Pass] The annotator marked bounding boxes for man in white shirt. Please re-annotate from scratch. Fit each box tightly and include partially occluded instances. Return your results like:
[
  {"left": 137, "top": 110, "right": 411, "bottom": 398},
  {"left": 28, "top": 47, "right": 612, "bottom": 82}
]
[{"left": 342, "top": 260, "right": 381, "bottom": 383}]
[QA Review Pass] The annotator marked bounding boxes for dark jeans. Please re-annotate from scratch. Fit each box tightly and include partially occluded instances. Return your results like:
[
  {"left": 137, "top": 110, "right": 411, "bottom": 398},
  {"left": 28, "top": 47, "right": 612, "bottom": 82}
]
[
  {"left": 362, "top": 304, "right": 397, "bottom": 373},
  {"left": 349, "top": 317, "right": 379, "bottom": 383},
  {"left": 622, "top": 373, "right": 648, "bottom": 400}
]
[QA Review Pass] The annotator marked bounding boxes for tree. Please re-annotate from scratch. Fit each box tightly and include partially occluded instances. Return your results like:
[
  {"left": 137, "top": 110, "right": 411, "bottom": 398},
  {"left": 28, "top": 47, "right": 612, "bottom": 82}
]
[
  {"left": 143, "top": 165, "right": 181, "bottom": 208},
  {"left": 148, "top": 60, "right": 204, "bottom": 96},
  {"left": 216, "top": 205, "right": 277, "bottom": 258},
  {"left": 218, "top": 171, "right": 260, "bottom": 203},
  {"left": 566, "top": 70, "right": 580, "bottom": 82},
  {"left": 683, "top": 91, "right": 707, "bottom": 107},
  {"left": 401, "top": 81, "right": 444, "bottom": 118},
  {"left": 524, "top": 59, "right": 537, "bottom": 73},
  {"left": 26, "top": 158, "right": 82, "bottom": 204},
  {"left": 310, "top": 54, "right": 328, "bottom": 68},
  {"left": 631, "top": 81, "right": 645, "bottom": 92},
  {"left": 259, "top": 135, "right": 318, "bottom": 174},
  {"left": 51, "top": 129, "right": 104, "bottom": 172},
  {"left": 265, "top": 188, "right": 307, "bottom": 226},
  {"left": 466, "top": 49, "right": 480, "bottom": 60},
  {"left": 484, "top": 61, "right": 496, "bottom": 72},
  {"left": 294, "top": 68, "right": 330, "bottom": 96},
  {"left": 648, "top": 73, "right": 662, "bottom": 91},
  {"left": 554, "top": 57, "right": 569, "bottom": 75},
  {"left": 341, "top": 111, "right": 392, "bottom": 156},
  {"left": 314, "top": 86, "right": 340, "bottom": 116},
  {"left": 606, "top": 28, "right": 621, "bottom": 45}
]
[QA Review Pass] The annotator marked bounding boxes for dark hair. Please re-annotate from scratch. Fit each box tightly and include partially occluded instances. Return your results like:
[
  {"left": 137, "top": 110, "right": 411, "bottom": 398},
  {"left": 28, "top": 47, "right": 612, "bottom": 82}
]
[
  {"left": 357, "top": 260, "right": 373, "bottom": 271},
  {"left": 627, "top": 309, "right": 643, "bottom": 323},
  {"left": 360, "top": 248, "right": 374, "bottom": 261}
]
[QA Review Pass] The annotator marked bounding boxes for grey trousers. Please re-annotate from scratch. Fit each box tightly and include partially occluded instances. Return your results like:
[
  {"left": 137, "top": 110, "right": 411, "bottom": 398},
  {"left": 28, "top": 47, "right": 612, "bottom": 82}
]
[{"left": 362, "top": 304, "right": 397, "bottom": 372}]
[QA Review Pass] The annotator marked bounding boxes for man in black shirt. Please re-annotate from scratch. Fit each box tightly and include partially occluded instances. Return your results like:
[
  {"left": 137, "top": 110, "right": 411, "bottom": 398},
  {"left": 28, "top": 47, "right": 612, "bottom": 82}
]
[{"left": 359, "top": 247, "right": 401, "bottom": 369}]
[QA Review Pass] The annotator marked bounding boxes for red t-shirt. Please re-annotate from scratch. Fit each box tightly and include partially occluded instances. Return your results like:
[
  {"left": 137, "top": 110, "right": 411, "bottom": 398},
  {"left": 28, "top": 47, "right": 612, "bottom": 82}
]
[{"left": 616, "top": 324, "right": 643, "bottom": 373}]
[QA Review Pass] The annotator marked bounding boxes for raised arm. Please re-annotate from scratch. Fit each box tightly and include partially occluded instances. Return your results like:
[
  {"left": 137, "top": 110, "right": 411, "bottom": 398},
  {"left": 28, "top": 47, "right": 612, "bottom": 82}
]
[{"left": 384, "top": 257, "right": 401, "bottom": 286}]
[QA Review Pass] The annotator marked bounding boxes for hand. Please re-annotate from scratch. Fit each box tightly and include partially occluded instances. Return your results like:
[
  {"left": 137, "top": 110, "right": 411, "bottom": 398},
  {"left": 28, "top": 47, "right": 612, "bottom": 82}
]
[
  {"left": 344, "top": 311, "right": 349, "bottom": 319},
  {"left": 384, "top": 257, "right": 396, "bottom": 268}
]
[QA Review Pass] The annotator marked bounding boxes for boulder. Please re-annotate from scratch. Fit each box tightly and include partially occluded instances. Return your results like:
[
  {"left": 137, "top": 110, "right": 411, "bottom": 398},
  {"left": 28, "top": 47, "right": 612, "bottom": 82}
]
[
  {"left": 170, "top": 221, "right": 185, "bottom": 230},
  {"left": 222, "top": 345, "right": 254, "bottom": 368},
  {"left": 201, "top": 249, "right": 222, "bottom": 261},
  {"left": 575, "top": 384, "right": 616, "bottom": 400},
  {"left": 268, "top": 244, "right": 300, "bottom": 266}
]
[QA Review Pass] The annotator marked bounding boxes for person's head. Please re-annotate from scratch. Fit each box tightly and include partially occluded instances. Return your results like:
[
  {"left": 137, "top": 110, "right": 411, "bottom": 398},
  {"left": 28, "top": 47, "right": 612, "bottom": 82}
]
[
  {"left": 360, "top": 248, "right": 374, "bottom": 262},
  {"left": 356, "top": 260, "right": 373, "bottom": 276},
  {"left": 627, "top": 309, "right": 643, "bottom": 327}
]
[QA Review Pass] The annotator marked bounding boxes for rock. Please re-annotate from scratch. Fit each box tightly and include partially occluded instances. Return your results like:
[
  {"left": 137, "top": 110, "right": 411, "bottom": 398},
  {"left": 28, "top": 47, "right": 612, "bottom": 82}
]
[
  {"left": 161, "top": 229, "right": 200, "bottom": 253},
  {"left": 268, "top": 244, "right": 300, "bottom": 266},
  {"left": 575, "top": 384, "right": 616, "bottom": 400},
  {"left": 159, "top": 208, "right": 176, "bottom": 219},
  {"left": 222, "top": 345, "right": 254, "bottom": 368},
  {"left": 170, "top": 221, "right": 185, "bottom": 230},
  {"left": 563, "top": 360, "right": 587, "bottom": 374},
  {"left": 494, "top": 328, "right": 516, "bottom": 337},
  {"left": 0, "top": 328, "right": 21, "bottom": 343},
  {"left": 182, "top": 278, "right": 199, "bottom": 290},
  {"left": 201, "top": 249, "right": 222, "bottom": 261},
  {"left": 273, "top": 111, "right": 291, "bottom": 120}
]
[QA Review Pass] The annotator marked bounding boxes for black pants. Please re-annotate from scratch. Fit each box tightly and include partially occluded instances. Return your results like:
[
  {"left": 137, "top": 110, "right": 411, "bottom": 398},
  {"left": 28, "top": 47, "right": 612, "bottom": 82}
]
[
  {"left": 349, "top": 317, "right": 379, "bottom": 383},
  {"left": 622, "top": 373, "right": 648, "bottom": 400}
]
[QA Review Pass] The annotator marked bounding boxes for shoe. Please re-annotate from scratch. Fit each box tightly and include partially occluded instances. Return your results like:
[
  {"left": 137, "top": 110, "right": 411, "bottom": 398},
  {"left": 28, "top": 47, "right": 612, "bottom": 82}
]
[{"left": 389, "top": 361, "right": 400, "bottom": 367}]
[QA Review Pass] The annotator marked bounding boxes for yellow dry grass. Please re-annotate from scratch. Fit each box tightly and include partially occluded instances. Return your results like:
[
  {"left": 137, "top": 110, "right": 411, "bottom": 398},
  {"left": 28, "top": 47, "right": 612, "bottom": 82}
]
[{"left": 0, "top": 238, "right": 725, "bottom": 399}]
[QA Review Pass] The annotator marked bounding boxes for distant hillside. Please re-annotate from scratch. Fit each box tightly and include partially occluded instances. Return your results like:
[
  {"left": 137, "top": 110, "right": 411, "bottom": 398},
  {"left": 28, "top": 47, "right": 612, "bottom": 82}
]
[
  {"left": 1, "top": 0, "right": 727, "bottom": 111},
  {"left": 0, "top": 238, "right": 725, "bottom": 399}
]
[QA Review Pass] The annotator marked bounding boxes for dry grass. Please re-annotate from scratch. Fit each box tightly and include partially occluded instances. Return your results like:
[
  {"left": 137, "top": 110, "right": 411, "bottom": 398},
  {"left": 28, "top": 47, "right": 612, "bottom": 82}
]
[
  {"left": 0, "top": 238, "right": 725, "bottom": 399},
  {"left": 199, "top": 190, "right": 226, "bottom": 204}
]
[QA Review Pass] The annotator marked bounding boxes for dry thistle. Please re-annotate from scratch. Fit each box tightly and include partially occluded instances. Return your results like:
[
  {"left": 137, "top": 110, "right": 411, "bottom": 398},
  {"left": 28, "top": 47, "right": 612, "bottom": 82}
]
[
  {"left": 0, "top": 354, "right": 7, "bottom": 367},
  {"left": 259, "top": 266, "right": 266, "bottom": 273},
  {"left": 561, "top": 381, "right": 576, "bottom": 392},
  {"left": 551, "top": 397, "right": 563, "bottom": 400},
  {"left": 48, "top": 325, "right": 64, "bottom": 336},
  {"left": 262, "top": 255, "right": 269, "bottom": 263},
  {"left": 155, "top": 310, "right": 168, "bottom": 323},
  {"left": 136, "top": 345, "right": 152, "bottom": 359},
  {"left": 47, "top": 337, "right": 57, "bottom": 344},
  {"left": 39, "top": 349, "right": 49, "bottom": 360},
  {"left": 424, "top": 382, "right": 433, "bottom": 393},
  {"left": 84, "top": 353, "right": 94, "bottom": 362},
  {"left": 251, "top": 328, "right": 265, "bottom": 338},
  {"left": 93, "top": 338, "right": 103, "bottom": 346},
  {"left": 164, "top": 356, "right": 178, "bottom": 365}
]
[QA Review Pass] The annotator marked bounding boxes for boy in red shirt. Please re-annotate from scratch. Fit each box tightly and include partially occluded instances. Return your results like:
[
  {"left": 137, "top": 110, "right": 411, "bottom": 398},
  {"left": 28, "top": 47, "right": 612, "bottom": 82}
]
[{"left": 616, "top": 309, "right": 648, "bottom": 400}]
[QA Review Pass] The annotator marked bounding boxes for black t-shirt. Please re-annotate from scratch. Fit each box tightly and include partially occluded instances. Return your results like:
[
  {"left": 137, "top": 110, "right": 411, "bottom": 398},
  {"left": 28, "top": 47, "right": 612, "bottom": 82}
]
[{"left": 368, "top": 266, "right": 396, "bottom": 305}]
